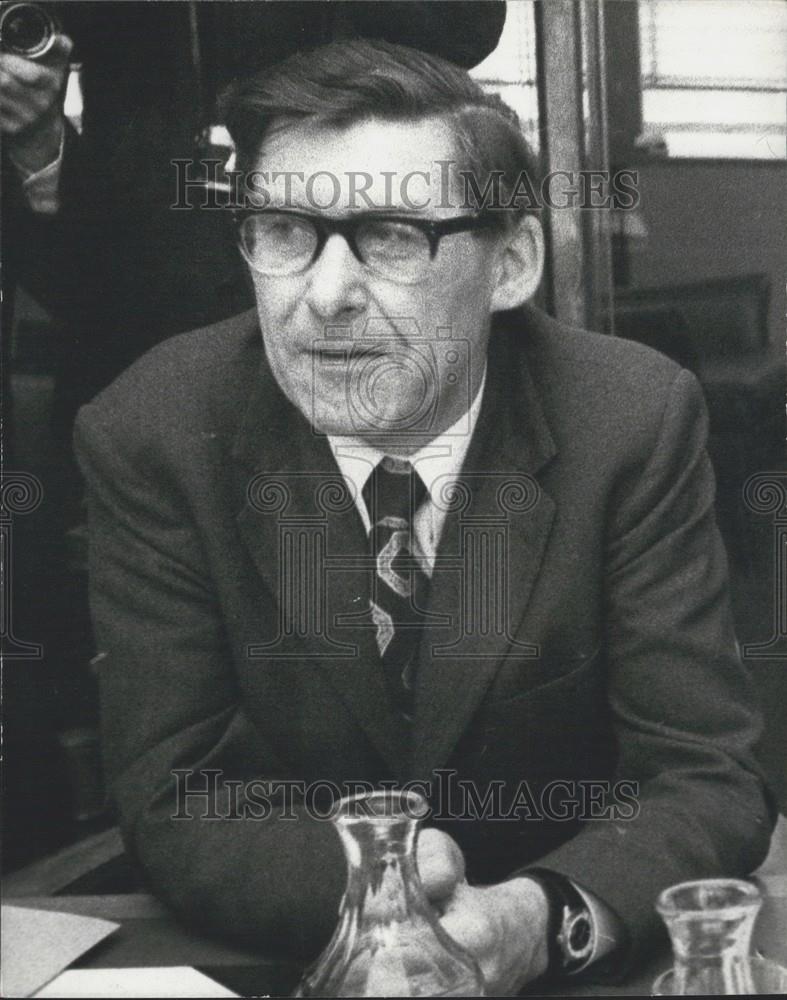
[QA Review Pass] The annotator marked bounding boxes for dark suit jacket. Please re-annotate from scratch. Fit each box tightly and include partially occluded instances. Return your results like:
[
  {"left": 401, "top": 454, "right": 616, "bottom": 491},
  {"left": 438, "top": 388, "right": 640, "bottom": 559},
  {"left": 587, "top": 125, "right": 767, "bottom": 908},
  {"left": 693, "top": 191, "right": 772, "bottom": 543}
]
[{"left": 74, "top": 305, "right": 773, "bottom": 965}]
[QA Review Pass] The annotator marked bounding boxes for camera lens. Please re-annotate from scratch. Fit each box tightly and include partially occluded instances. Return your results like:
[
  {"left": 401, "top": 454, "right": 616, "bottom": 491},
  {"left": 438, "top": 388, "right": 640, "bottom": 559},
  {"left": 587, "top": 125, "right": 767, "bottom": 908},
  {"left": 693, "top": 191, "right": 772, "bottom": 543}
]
[{"left": 0, "top": 3, "right": 57, "bottom": 59}]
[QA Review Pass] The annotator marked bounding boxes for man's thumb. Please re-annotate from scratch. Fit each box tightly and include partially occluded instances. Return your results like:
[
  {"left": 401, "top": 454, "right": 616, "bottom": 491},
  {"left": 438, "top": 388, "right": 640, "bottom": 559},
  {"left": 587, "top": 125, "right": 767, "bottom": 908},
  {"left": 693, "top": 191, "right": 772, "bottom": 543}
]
[{"left": 416, "top": 828, "right": 466, "bottom": 901}]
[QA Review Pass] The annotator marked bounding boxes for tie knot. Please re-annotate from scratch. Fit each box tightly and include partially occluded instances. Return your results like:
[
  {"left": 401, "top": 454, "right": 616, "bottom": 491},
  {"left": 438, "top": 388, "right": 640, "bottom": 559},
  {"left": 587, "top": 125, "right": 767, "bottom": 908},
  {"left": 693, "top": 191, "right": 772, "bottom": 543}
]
[{"left": 363, "top": 457, "right": 426, "bottom": 528}]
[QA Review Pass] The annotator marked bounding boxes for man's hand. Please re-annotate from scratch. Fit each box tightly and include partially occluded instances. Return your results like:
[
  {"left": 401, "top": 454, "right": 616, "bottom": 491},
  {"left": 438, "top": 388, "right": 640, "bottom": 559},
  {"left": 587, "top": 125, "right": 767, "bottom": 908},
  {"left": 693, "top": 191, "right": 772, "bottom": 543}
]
[
  {"left": 440, "top": 878, "right": 550, "bottom": 996},
  {"left": 0, "top": 34, "right": 72, "bottom": 174},
  {"left": 416, "top": 826, "right": 466, "bottom": 904},
  {"left": 416, "top": 829, "right": 550, "bottom": 995}
]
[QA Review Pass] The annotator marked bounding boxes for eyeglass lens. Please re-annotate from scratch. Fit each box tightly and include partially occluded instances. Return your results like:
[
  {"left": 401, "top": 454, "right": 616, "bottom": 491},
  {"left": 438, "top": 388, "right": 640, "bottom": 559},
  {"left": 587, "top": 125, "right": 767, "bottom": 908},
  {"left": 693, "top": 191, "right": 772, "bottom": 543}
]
[{"left": 240, "top": 213, "right": 432, "bottom": 282}]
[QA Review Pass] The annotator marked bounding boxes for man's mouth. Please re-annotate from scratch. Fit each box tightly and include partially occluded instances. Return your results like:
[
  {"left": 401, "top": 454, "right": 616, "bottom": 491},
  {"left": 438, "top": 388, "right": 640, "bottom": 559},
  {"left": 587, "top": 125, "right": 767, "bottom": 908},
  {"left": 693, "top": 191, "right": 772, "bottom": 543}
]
[
  {"left": 311, "top": 346, "right": 345, "bottom": 356},
  {"left": 309, "top": 345, "right": 388, "bottom": 360}
]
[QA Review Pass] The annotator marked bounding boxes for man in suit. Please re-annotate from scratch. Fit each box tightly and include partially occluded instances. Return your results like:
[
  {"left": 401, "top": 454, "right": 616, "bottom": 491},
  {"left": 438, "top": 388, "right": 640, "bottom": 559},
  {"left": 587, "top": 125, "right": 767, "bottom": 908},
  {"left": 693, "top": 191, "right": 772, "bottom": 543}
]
[{"left": 74, "top": 39, "right": 773, "bottom": 993}]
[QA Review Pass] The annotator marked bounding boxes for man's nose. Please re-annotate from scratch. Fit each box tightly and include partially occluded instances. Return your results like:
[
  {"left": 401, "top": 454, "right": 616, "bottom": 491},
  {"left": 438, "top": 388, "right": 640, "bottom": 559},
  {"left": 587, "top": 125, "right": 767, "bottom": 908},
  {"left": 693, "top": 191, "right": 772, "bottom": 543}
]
[{"left": 304, "top": 234, "right": 368, "bottom": 320}]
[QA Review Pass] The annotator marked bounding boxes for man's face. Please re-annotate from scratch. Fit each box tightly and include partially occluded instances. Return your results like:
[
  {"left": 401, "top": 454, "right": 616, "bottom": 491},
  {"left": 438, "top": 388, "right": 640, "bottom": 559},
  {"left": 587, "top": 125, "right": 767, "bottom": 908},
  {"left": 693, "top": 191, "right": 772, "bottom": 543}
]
[{"left": 246, "top": 116, "right": 511, "bottom": 449}]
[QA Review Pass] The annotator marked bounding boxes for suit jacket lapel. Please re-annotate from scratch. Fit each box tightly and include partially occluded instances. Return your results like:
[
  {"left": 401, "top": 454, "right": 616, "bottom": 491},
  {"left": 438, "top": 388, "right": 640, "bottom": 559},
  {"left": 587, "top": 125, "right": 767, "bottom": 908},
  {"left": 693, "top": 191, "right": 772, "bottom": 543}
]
[
  {"left": 411, "top": 313, "right": 558, "bottom": 778},
  {"left": 232, "top": 347, "right": 407, "bottom": 775}
]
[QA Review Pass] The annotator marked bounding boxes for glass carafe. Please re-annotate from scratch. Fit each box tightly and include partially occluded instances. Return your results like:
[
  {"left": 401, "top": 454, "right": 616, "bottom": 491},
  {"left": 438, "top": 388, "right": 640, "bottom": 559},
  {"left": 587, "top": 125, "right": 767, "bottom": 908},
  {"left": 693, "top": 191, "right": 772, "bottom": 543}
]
[
  {"left": 653, "top": 878, "right": 763, "bottom": 995},
  {"left": 295, "top": 790, "right": 486, "bottom": 997}
]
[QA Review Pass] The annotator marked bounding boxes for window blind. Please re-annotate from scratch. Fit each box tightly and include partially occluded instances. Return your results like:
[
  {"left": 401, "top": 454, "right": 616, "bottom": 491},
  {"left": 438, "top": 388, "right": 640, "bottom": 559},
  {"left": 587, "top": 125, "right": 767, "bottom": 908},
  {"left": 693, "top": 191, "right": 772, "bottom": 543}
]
[
  {"left": 471, "top": 0, "right": 540, "bottom": 150},
  {"left": 639, "top": 0, "right": 787, "bottom": 159}
]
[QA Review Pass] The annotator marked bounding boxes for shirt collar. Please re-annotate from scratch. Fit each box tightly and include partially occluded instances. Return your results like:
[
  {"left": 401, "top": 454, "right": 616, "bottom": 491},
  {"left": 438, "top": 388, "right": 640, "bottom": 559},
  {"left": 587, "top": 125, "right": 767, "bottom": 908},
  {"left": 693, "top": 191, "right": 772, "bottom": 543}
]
[{"left": 328, "top": 366, "right": 487, "bottom": 516}]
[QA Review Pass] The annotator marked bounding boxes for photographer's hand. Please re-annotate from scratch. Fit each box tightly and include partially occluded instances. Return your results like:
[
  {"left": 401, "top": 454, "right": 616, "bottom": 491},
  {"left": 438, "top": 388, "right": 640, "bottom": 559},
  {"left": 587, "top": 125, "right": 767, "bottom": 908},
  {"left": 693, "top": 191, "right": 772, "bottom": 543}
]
[{"left": 1, "top": 33, "right": 72, "bottom": 174}]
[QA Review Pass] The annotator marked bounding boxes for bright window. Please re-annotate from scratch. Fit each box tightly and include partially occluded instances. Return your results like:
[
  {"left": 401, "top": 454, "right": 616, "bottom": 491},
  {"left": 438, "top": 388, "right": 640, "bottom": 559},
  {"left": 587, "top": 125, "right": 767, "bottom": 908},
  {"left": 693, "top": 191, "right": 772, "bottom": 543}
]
[
  {"left": 471, "top": 0, "right": 539, "bottom": 151},
  {"left": 639, "top": 0, "right": 787, "bottom": 159}
]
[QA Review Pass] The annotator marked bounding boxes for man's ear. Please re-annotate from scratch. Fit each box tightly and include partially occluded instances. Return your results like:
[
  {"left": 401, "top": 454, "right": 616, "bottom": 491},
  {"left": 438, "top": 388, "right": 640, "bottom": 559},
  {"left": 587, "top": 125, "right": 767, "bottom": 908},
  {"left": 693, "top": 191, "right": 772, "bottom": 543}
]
[{"left": 490, "top": 214, "right": 545, "bottom": 312}]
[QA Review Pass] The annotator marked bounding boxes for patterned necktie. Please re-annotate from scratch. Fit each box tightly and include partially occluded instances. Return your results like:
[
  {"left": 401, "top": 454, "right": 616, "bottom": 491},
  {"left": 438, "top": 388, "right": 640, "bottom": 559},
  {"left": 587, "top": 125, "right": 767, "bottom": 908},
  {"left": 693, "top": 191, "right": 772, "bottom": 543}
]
[{"left": 362, "top": 457, "right": 430, "bottom": 723}]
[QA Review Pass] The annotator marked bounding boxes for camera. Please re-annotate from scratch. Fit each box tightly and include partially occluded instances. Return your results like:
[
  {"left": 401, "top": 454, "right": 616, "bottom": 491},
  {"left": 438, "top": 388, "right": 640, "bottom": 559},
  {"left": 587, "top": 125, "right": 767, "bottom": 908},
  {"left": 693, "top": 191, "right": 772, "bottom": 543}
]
[{"left": 0, "top": 2, "right": 59, "bottom": 59}]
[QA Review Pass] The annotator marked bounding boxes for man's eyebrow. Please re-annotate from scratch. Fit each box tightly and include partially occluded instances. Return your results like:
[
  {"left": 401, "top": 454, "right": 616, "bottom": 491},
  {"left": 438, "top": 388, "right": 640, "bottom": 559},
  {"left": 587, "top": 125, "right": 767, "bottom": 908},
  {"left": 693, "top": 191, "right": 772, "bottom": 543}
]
[
  {"left": 346, "top": 207, "right": 432, "bottom": 219},
  {"left": 271, "top": 204, "right": 435, "bottom": 220}
]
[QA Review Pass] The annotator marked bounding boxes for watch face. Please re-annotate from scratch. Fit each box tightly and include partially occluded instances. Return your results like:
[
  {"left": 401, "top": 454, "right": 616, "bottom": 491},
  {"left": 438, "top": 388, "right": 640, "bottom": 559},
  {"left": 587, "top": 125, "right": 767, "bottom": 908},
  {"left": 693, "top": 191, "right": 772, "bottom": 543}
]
[
  {"left": 563, "top": 910, "right": 595, "bottom": 964},
  {"left": 567, "top": 912, "right": 593, "bottom": 954}
]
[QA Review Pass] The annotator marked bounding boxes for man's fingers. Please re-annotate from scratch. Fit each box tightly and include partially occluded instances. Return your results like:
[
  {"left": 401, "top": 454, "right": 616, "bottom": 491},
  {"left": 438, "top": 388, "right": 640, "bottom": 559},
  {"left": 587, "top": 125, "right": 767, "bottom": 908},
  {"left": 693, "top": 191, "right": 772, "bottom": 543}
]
[
  {"left": 0, "top": 65, "right": 30, "bottom": 96},
  {"left": 1, "top": 51, "right": 51, "bottom": 84},
  {"left": 42, "top": 34, "right": 74, "bottom": 67},
  {"left": 440, "top": 888, "right": 495, "bottom": 955},
  {"left": 0, "top": 77, "right": 49, "bottom": 111},
  {"left": 416, "top": 827, "right": 466, "bottom": 901},
  {"left": 0, "top": 94, "right": 31, "bottom": 131},
  {"left": 0, "top": 40, "right": 70, "bottom": 139},
  {"left": 0, "top": 90, "right": 56, "bottom": 134},
  {"left": 439, "top": 892, "right": 501, "bottom": 992},
  {"left": 0, "top": 35, "right": 72, "bottom": 86}
]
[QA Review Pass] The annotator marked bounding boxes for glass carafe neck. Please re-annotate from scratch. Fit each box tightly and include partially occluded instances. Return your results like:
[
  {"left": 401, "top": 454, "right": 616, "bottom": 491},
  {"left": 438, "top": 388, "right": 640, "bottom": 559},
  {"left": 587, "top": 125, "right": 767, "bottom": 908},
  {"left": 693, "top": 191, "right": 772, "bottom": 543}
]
[
  {"left": 336, "top": 810, "right": 427, "bottom": 924},
  {"left": 656, "top": 879, "right": 763, "bottom": 995},
  {"left": 295, "top": 791, "right": 485, "bottom": 998}
]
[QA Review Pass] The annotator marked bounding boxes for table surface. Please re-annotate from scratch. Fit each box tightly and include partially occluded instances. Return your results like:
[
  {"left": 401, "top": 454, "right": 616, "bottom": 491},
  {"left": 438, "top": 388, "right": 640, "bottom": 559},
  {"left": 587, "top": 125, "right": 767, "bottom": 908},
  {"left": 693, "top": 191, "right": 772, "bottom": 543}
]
[{"left": 9, "top": 875, "right": 787, "bottom": 997}]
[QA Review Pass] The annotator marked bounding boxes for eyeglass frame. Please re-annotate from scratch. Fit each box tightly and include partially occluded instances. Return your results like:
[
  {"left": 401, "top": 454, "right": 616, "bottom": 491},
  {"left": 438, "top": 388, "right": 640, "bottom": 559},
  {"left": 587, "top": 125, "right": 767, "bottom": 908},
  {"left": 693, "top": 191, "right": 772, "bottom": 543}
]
[{"left": 232, "top": 206, "right": 502, "bottom": 280}]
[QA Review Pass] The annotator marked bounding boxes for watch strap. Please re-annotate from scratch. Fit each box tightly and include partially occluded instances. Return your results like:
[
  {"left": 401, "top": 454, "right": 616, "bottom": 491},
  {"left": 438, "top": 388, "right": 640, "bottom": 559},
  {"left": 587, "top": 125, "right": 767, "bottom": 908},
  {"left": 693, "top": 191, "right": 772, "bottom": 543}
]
[{"left": 522, "top": 867, "right": 595, "bottom": 977}]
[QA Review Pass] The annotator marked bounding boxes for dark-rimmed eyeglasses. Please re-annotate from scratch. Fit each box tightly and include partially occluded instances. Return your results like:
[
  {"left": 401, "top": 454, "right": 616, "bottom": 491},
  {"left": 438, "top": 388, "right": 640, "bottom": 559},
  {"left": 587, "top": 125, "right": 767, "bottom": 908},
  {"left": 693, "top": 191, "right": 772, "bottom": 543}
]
[{"left": 233, "top": 208, "right": 499, "bottom": 285}]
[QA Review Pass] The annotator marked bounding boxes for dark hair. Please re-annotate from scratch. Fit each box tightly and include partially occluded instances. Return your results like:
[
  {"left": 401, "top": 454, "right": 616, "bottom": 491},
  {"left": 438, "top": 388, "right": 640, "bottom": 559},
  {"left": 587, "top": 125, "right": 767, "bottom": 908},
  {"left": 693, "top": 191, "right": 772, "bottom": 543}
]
[{"left": 220, "top": 38, "right": 539, "bottom": 222}]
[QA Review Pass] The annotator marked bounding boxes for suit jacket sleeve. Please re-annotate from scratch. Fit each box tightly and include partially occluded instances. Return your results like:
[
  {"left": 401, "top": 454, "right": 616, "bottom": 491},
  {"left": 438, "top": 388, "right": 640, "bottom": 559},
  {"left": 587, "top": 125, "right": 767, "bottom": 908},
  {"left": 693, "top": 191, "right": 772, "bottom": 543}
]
[
  {"left": 73, "top": 404, "right": 347, "bottom": 958},
  {"left": 523, "top": 367, "right": 773, "bottom": 968},
  {"left": 3, "top": 122, "right": 108, "bottom": 323}
]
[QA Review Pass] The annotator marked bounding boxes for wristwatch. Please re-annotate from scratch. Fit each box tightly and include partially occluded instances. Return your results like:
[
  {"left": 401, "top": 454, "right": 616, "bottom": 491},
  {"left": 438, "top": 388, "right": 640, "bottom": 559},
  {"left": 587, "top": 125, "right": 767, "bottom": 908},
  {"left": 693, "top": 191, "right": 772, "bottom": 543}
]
[{"left": 523, "top": 868, "right": 596, "bottom": 977}]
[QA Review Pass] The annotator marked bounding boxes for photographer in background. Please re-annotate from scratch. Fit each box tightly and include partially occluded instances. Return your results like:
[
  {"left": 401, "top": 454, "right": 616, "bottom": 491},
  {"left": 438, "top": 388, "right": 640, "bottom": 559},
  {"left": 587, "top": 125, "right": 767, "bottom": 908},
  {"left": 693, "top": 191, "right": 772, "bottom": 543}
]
[
  {"left": 2, "top": 4, "right": 72, "bottom": 456},
  {"left": 0, "top": 6, "right": 69, "bottom": 200},
  {"left": 1, "top": 3, "right": 77, "bottom": 869}
]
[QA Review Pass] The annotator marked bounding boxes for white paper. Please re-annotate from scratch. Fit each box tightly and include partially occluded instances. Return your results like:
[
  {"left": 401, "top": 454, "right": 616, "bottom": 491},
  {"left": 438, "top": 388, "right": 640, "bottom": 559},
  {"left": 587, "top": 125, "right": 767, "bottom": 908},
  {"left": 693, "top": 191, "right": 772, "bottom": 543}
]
[
  {"left": 32, "top": 966, "right": 240, "bottom": 998},
  {"left": 1, "top": 905, "right": 118, "bottom": 998}
]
